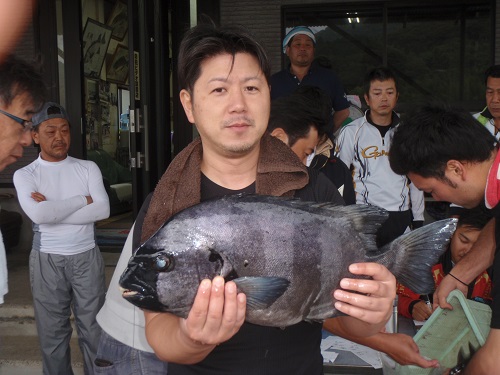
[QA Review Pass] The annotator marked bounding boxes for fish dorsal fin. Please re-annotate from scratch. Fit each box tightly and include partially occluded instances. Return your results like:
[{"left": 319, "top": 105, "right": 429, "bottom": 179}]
[
  {"left": 217, "top": 194, "right": 388, "bottom": 253},
  {"left": 337, "top": 204, "right": 388, "bottom": 253},
  {"left": 318, "top": 203, "right": 388, "bottom": 232}
]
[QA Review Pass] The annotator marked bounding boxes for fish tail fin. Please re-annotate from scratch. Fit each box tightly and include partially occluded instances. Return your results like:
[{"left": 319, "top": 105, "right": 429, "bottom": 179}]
[{"left": 377, "top": 218, "right": 457, "bottom": 294}]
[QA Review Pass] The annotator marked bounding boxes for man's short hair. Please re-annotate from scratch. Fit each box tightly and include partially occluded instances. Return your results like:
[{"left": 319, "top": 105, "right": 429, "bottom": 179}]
[
  {"left": 389, "top": 104, "right": 496, "bottom": 179},
  {"left": 177, "top": 23, "right": 271, "bottom": 94},
  {"left": 268, "top": 86, "right": 328, "bottom": 147},
  {"left": 363, "top": 66, "right": 398, "bottom": 96},
  {"left": 457, "top": 207, "right": 492, "bottom": 231},
  {"left": 484, "top": 65, "right": 500, "bottom": 84},
  {"left": 0, "top": 55, "right": 46, "bottom": 111}
]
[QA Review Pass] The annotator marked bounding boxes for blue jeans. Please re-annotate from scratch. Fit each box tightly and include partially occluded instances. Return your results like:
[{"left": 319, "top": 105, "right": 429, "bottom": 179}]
[{"left": 94, "top": 331, "right": 168, "bottom": 374}]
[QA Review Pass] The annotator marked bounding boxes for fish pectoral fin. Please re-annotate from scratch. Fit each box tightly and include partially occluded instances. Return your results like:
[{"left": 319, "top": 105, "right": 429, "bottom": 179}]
[{"left": 233, "top": 276, "right": 290, "bottom": 310}]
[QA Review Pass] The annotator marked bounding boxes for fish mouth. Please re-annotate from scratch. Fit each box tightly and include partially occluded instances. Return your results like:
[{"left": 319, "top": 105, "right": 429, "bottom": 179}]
[
  {"left": 119, "top": 284, "right": 167, "bottom": 312},
  {"left": 119, "top": 264, "right": 167, "bottom": 312}
]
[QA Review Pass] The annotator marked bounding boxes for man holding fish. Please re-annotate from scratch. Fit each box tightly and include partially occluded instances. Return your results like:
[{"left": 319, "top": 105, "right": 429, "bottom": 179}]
[
  {"left": 97, "top": 22, "right": 457, "bottom": 375},
  {"left": 133, "top": 23, "right": 403, "bottom": 374}
]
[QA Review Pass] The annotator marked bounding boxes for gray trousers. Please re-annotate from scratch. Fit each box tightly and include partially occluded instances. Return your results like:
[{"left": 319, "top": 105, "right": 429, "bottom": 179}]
[{"left": 30, "top": 246, "right": 106, "bottom": 375}]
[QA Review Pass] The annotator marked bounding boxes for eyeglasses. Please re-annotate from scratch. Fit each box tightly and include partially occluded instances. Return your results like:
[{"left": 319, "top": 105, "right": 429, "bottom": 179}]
[{"left": 0, "top": 108, "right": 33, "bottom": 132}]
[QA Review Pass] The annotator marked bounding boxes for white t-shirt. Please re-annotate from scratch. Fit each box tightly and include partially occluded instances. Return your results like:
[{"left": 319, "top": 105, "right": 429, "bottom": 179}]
[
  {"left": 96, "top": 223, "right": 154, "bottom": 352},
  {"left": 14, "top": 155, "right": 109, "bottom": 255}
]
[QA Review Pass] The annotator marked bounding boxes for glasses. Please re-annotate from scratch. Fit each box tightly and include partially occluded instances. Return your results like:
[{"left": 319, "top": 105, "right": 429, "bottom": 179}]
[{"left": 0, "top": 108, "right": 33, "bottom": 132}]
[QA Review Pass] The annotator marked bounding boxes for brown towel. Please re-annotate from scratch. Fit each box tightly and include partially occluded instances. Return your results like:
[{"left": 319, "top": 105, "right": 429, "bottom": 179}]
[{"left": 141, "top": 133, "right": 309, "bottom": 242}]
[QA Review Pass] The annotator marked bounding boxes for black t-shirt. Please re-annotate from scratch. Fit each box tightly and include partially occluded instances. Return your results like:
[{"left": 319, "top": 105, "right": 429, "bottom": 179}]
[{"left": 137, "top": 169, "right": 341, "bottom": 375}]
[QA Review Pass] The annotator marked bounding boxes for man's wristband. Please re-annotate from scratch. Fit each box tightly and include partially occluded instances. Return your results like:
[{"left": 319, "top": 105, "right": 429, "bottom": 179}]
[{"left": 448, "top": 272, "right": 469, "bottom": 287}]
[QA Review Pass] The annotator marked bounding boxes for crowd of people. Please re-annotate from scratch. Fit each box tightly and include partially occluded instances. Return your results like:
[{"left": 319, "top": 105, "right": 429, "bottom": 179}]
[{"left": 2, "top": 18, "right": 500, "bottom": 375}]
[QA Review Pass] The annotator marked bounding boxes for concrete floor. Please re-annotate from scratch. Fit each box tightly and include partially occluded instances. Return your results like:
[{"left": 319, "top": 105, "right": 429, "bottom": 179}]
[{"left": 0, "top": 241, "right": 119, "bottom": 375}]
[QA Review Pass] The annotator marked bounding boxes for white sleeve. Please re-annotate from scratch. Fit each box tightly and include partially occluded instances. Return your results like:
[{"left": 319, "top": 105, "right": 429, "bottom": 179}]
[
  {"left": 60, "top": 162, "right": 110, "bottom": 224},
  {"left": 409, "top": 181, "right": 425, "bottom": 222},
  {"left": 334, "top": 126, "right": 355, "bottom": 168},
  {"left": 13, "top": 168, "right": 87, "bottom": 224}
]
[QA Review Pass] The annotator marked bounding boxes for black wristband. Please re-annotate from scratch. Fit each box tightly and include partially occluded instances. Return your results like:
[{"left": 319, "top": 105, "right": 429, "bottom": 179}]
[{"left": 449, "top": 272, "right": 469, "bottom": 287}]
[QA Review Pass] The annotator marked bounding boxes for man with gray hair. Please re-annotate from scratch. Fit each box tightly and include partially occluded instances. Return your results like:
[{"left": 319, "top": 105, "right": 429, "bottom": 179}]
[{"left": 0, "top": 55, "right": 46, "bottom": 305}]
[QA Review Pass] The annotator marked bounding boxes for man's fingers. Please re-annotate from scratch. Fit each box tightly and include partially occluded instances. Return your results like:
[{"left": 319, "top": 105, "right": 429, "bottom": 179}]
[
  {"left": 185, "top": 277, "right": 245, "bottom": 346},
  {"left": 187, "top": 279, "right": 212, "bottom": 331},
  {"left": 348, "top": 262, "right": 394, "bottom": 281},
  {"left": 218, "top": 281, "right": 246, "bottom": 339}
]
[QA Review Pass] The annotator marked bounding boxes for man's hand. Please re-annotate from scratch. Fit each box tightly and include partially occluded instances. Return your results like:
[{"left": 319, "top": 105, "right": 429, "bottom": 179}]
[
  {"left": 31, "top": 192, "right": 46, "bottom": 202},
  {"left": 382, "top": 333, "right": 439, "bottom": 368},
  {"left": 411, "top": 301, "right": 433, "bottom": 321},
  {"left": 180, "top": 276, "right": 246, "bottom": 347},
  {"left": 86, "top": 196, "right": 93, "bottom": 205},
  {"left": 433, "top": 274, "right": 467, "bottom": 310},
  {"left": 434, "top": 219, "right": 495, "bottom": 310},
  {"left": 334, "top": 263, "right": 395, "bottom": 327},
  {"left": 145, "top": 276, "right": 247, "bottom": 364}
]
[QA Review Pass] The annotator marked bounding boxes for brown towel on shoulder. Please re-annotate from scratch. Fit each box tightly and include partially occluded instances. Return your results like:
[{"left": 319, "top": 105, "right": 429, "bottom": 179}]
[{"left": 141, "top": 134, "right": 309, "bottom": 242}]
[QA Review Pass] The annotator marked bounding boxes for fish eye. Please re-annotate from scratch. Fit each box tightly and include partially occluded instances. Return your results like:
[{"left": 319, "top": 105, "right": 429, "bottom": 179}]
[{"left": 153, "top": 254, "right": 173, "bottom": 272}]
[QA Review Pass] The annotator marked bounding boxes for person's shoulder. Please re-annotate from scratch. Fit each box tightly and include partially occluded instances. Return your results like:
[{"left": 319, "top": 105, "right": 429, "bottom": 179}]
[
  {"left": 340, "top": 116, "right": 366, "bottom": 133},
  {"left": 270, "top": 68, "right": 289, "bottom": 84},
  {"left": 295, "top": 167, "right": 344, "bottom": 204},
  {"left": 328, "top": 154, "right": 350, "bottom": 171},
  {"left": 70, "top": 156, "right": 100, "bottom": 170},
  {"left": 312, "top": 64, "right": 341, "bottom": 79},
  {"left": 271, "top": 68, "right": 288, "bottom": 78},
  {"left": 14, "top": 157, "right": 39, "bottom": 176}
]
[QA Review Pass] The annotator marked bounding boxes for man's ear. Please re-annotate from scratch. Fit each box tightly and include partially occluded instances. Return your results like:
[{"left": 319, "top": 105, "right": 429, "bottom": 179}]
[
  {"left": 179, "top": 89, "right": 194, "bottom": 124},
  {"left": 446, "top": 160, "right": 466, "bottom": 180},
  {"left": 270, "top": 128, "right": 290, "bottom": 146},
  {"left": 31, "top": 130, "right": 40, "bottom": 145}
]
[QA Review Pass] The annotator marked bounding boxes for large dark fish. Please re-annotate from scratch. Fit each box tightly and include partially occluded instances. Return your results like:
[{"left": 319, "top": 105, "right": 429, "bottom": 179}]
[{"left": 120, "top": 194, "right": 456, "bottom": 327}]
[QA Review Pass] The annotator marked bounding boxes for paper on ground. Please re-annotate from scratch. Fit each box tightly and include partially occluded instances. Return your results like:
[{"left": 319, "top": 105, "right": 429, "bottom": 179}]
[{"left": 321, "top": 335, "right": 382, "bottom": 369}]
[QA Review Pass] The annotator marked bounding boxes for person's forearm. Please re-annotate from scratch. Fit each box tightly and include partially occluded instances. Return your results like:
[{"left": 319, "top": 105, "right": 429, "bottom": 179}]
[
  {"left": 144, "top": 311, "right": 215, "bottom": 364},
  {"left": 21, "top": 195, "right": 87, "bottom": 224},
  {"left": 60, "top": 170, "right": 110, "bottom": 224},
  {"left": 451, "top": 219, "right": 495, "bottom": 284},
  {"left": 324, "top": 318, "right": 384, "bottom": 348},
  {"left": 59, "top": 197, "right": 110, "bottom": 224},
  {"left": 333, "top": 108, "right": 349, "bottom": 131},
  {"left": 330, "top": 315, "right": 385, "bottom": 338}
]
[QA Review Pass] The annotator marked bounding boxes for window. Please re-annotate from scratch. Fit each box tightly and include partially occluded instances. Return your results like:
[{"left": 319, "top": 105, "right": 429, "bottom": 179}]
[{"left": 283, "top": 1, "right": 493, "bottom": 111}]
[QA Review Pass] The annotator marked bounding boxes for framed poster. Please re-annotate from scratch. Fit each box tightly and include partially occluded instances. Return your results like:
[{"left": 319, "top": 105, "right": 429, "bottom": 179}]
[
  {"left": 107, "top": 45, "right": 129, "bottom": 85},
  {"left": 107, "top": 0, "right": 128, "bottom": 41},
  {"left": 82, "top": 18, "right": 112, "bottom": 79},
  {"left": 85, "top": 78, "right": 98, "bottom": 103}
]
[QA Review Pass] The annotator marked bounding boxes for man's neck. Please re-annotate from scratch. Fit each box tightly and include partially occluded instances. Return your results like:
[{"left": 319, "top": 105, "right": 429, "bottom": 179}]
[
  {"left": 290, "top": 64, "right": 310, "bottom": 82},
  {"left": 200, "top": 146, "right": 260, "bottom": 190},
  {"left": 494, "top": 117, "right": 500, "bottom": 131},
  {"left": 368, "top": 110, "right": 393, "bottom": 126}
]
